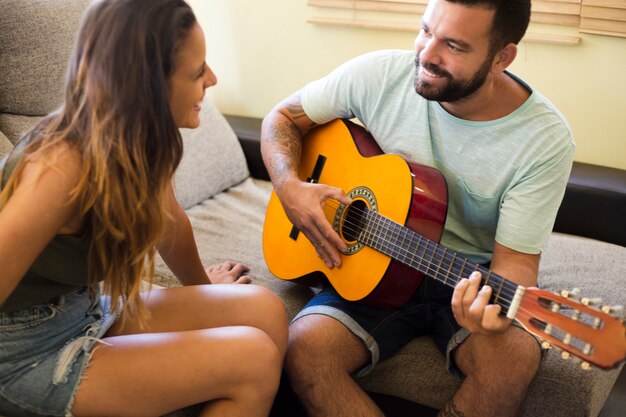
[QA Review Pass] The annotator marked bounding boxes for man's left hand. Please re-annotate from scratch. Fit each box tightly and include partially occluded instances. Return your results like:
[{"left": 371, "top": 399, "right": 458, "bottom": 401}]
[{"left": 451, "top": 271, "right": 511, "bottom": 334}]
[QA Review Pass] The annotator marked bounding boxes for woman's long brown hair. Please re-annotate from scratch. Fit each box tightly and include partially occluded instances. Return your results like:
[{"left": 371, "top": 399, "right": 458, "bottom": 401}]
[{"left": 0, "top": 0, "right": 197, "bottom": 325}]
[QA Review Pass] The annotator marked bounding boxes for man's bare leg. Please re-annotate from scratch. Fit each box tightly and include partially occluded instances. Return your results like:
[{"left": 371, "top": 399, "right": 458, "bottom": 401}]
[
  {"left": 286, "top": 314, "right": 385, "bottom": 417},
  {"left": 439, "top": 327, "right": 541, "bottom": 417}
]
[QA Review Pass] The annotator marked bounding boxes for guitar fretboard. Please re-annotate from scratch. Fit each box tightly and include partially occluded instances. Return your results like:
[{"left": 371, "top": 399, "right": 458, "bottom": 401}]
[{"left": 356, "top": 208, "right": 519, "bottom": 315}]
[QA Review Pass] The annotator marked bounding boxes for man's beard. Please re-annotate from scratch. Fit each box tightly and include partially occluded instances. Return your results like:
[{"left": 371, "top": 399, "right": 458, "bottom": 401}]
[{"left": 414, "top": 53, "right": 493, "bottom": 103}]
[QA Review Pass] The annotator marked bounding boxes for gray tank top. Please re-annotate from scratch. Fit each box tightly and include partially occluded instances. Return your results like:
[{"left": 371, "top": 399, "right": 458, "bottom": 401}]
[{"left": 0, "top": 140, "right": 90, "bottom": 312}]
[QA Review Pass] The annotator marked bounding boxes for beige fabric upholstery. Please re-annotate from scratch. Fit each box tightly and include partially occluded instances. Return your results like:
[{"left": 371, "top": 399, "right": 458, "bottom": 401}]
[
  {"left": 154, "top": 177, "right": 316, "bottom": 320},
  {"left": 0, "top": 114, "right": 43, "bottom": 145},
  {"left": 0, "top": 130, "right": 13, "bottom": 157},
  {"left": 175, "top": 100, "right": 249, "bottom": 209},
  {"left": 0, "top": 0, "right": 91, "bottom": 116}
]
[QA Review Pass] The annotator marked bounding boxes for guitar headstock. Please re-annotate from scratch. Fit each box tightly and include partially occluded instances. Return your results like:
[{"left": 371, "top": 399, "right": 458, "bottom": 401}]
[{"left": 516, "top": 287, "right": 626, "bottom": 370}]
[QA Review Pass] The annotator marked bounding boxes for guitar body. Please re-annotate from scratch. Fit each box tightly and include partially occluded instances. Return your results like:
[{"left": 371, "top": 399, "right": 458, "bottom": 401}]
[{"left": 262, "top": 119, "right": 448, "bottom": 308}]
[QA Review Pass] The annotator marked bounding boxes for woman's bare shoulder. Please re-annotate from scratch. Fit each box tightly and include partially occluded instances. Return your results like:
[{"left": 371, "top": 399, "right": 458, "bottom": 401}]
[{"left": 20, "top": 141, "right": 83, "bottom": 189}]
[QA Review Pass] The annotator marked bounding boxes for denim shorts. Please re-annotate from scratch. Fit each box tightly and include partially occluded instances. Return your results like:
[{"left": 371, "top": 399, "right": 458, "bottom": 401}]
[
  {"left": 293, "top": 278, "right": 536, "bottom": 379},
  {"left": 0, "top": 286, "right": 118, "bottom": 417}
]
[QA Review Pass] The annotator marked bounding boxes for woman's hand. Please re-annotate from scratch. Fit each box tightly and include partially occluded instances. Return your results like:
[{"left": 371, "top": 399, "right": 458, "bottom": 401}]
[{"left": 205, "top": 260, "right": 252, "bottom": 284}]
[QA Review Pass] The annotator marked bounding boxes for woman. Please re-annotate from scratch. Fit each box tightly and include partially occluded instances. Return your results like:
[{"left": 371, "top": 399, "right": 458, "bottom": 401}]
[{"left": 0, "top": 1, "right": 287, "bottom": 416}]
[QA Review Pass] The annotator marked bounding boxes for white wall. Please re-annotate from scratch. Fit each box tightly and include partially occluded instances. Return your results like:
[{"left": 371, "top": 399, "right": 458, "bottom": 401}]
[{"left": 190, "top": 0, "right": 626, "bottom": 170}]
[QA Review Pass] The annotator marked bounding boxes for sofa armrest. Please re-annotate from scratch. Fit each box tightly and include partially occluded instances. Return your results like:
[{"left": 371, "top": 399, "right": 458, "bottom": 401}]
[
  {"left": 224, "top": 114, "right": 269, "bottom": 181},
  {"left": 553, "top": 162, "right": 626, "bottom": 247}
]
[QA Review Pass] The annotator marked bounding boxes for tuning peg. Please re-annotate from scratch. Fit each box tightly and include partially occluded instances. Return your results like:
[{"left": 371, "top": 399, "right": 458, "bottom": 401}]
[
  {"left": 601, "top": 305, "right": 624, "bottom": 318},
  {"left": 580, "top": 361, "right": 592, "bottom": 371},
  {"left": 563, "top": 333, "right": 572, "bottom": 345},
  {"left": 541, "top": 341, "right": 552, "bottom": 350},
  {"left": 581, "top": 297, "right": 602, "bottom": 306},
  {"left": 543, "top": 324, "right": 553, "bottom": 336},
  {"left": 561, "top": 288, "right": 581, "bottom": 300},
  {"left": 592, "top": 316, "right": 602, "bottom": 329},
  {"left": 561, "top": 351, "right": 571, "bottom": 360}
]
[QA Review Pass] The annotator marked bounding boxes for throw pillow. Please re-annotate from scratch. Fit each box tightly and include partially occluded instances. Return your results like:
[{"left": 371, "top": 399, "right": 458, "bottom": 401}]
[{"left": 174, "top": 99, "right": 249, "bottom": 209}]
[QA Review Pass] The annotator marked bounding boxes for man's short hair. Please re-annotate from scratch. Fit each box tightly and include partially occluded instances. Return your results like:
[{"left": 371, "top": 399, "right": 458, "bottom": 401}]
[{"left": 447, "top": 0, "right": 531, "bottom": 53}]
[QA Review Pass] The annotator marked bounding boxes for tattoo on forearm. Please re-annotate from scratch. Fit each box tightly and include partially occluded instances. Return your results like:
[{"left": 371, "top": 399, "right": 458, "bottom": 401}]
[
  {"left": 264, "top": 96, "right": 317, "bottom": 188},
  {"left": 439, "top": 401, "right": 467, "bottom": 417},
  {"left": 266, "top": 122, "right": 301, "bottom": 188}
]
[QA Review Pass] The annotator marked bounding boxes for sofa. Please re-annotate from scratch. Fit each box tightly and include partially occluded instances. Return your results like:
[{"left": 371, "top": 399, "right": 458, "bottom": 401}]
[{"left": 1, "top": 1, "right": 625, "bottom": 417}]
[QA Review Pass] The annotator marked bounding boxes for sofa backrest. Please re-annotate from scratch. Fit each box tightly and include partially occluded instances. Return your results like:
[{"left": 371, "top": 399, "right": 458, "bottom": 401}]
[
  {"left": 0, "top": 0, "right": 91, "bottom": 144},
  {"left": 0, "top": 0, "right": 250, "bottom": 209}
]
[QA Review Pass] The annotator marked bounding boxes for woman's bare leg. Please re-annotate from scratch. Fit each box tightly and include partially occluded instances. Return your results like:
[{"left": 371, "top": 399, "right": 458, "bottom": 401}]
[{"left": 71, "top": 284, "right": 288, "bottom": 417}]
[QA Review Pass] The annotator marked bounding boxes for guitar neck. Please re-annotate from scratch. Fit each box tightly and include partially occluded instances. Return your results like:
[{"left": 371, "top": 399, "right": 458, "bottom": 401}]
[{"left": 357, "top": 208, "right": 521, "bottom": 317}]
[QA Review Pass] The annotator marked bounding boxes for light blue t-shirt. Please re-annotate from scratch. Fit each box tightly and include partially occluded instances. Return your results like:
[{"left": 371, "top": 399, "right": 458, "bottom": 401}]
[{"left": 302, "top": 49, "right": 574, "bottom": 264}]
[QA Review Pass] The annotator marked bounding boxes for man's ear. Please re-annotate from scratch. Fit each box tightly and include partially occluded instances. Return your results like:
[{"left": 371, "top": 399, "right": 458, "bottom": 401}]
[{"left": 492, "top": 43, "right": 517, "bottom": 73}]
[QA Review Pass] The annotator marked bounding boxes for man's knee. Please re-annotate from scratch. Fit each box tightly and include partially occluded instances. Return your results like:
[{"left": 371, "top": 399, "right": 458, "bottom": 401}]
[
  {"left": 285, "top": 314, "right": 370, "bottom": 378},
  {"left": 456, "top": 326, "right": 541, "bottom": 381}
]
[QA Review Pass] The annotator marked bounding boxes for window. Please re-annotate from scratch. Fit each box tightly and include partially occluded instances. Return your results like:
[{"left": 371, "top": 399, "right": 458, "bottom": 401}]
[{"left": 307, "top": 0, "right": 626, "bottom": 44}]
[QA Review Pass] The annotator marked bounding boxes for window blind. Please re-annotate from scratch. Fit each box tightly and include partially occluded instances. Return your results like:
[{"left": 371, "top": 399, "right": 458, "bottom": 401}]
[
  {"left": 307, "top": 0, "right": 625, "bottom": 43},
  {"left": 580, "top": 0, "right": 626, "bottom": 37}
]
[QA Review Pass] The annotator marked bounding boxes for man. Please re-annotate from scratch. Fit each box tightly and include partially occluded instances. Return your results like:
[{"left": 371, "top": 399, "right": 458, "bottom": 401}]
[{"left": 260, "top": 0, "right": 574, "bottom": 416}]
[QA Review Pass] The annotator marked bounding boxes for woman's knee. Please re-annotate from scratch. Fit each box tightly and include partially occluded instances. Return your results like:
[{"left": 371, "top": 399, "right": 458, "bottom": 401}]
[
  {"left": 250, "top": 285, "right": 288, "bottom": 324},
  {"left": 220, "top": 326, "right": 283, "bottom": 396},
  {"left": 244, "top": 285, "right": 289, "bottom": 351}
]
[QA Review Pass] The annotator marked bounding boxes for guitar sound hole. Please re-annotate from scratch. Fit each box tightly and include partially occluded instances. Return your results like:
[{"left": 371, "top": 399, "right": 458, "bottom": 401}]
[{"left": 342, "top": 199, "right": 368, "bottom": 243}]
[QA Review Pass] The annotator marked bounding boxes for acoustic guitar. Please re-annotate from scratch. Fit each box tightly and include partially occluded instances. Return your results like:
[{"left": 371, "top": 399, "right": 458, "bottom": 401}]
[{"left": 262, "top": 119, "right": 626, "bottom": 370}]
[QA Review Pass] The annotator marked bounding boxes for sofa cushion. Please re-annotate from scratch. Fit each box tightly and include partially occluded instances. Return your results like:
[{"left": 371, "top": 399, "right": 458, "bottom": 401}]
[
  {"left": 538, "top": 232, "right": 626, "bottom": 305},
  {"left": 154, "top": 177, "right": 315, "bottom": 318},
  {"left": 174, "top": 99, "right": 250, "bottom": 209},
  {"left": 0, "top": 0, "right": 91, "bottom": 116},
  {"left": 0, "top": 114, "right": 43, "bottom": 145},
  {"left": 0, "top": 130, "right": 13, "bottom": 157}
]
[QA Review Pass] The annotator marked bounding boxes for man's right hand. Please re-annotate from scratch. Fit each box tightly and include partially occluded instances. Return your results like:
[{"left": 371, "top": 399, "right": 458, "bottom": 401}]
[
  {"left": 261, "top": 91, "right": 352, "bottom": 267},
  {"left": 278, "top": 177, "right": 352, "bottom": 268}
]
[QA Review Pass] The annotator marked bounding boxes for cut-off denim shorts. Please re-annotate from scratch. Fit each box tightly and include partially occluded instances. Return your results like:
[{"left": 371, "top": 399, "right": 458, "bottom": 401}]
[
  {"left": 294, "top": 277, "right": 539, "bottom": 379},
  {"left": 0, "top": 285, "right": 118, "bottom": 417}
]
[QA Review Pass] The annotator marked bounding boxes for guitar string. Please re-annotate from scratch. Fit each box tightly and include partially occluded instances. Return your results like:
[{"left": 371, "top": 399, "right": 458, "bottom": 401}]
[
  {"left": 318, "top": 199, "right": 521, "bottom": 308},
  {"left": 334, "top": 202, "right": 521, "bottom": 309},
  {"left": 316, "top": 200, "right": 561, "bottom": 323},
  {"left": 320, "top": 198, "right": 517, "bottom": 293}
]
